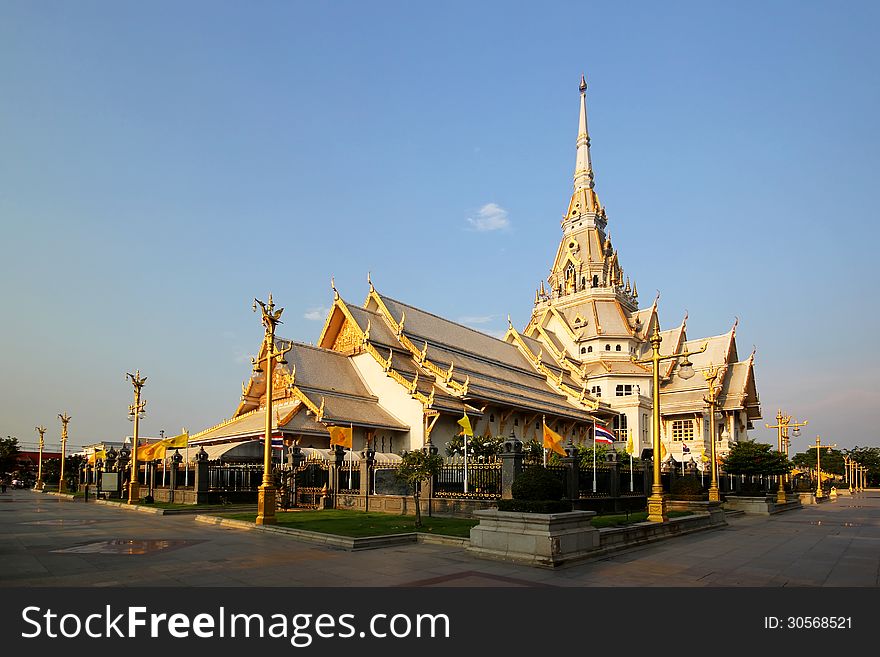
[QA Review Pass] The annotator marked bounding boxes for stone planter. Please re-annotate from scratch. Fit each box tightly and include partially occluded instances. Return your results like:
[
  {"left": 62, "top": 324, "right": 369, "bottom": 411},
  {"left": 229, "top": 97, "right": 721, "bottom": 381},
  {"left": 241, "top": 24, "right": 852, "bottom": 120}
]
[
  {"left": 723, "top": 495, "right": 802, "bottom": 515},
  {"left": 467, "top": 508, "right": 599, "bottom": 568}
]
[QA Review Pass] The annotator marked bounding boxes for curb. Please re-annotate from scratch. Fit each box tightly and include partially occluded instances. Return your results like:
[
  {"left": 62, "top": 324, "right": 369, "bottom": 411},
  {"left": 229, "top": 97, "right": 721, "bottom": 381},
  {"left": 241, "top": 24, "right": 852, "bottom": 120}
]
[{"left": 193, "top": 515, "right": 468, "bottom": 550}]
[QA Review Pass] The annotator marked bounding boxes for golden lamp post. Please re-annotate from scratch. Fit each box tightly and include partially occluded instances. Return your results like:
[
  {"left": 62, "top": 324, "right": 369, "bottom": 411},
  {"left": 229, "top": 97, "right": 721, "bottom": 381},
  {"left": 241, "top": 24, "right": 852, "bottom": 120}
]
[
  {"left": 633, "top": 325, "right": 706, "bottom": 522},
  {"left": 125, "top": 370, "right": 147, "bottom": 504},
  {"left": 34, "top": 425, "right": 47, "bottom": 490},
  {"left": 252, "top": 294, "right": 293, "bottom": 526},
  {"left": 765, "top": 410, "right": 807, "bottom": 505},
  {"left": 702, "top": 364, "right": 726, "bottom": 503},
  {"left": 58, "top": 412, "right": 71, "bottom": 493},
  {"left": 811, "top": 436, "right": 836, "bottom": 500},
  {"left": 843, "top": 454, "right": 855, "bottom": 493}
]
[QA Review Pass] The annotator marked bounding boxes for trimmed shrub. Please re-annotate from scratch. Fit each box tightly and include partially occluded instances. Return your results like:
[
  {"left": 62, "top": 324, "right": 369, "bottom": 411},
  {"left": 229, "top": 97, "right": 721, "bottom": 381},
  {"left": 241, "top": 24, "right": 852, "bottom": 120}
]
[
  {"left": 498, "top": 499, "right": 572, "bottom": 514},
  {"left": 670, "top": 476, "right": 703, "bottom": 496},
  {"left": 511, "top": 467, "right": 563, "bottom": 501}
]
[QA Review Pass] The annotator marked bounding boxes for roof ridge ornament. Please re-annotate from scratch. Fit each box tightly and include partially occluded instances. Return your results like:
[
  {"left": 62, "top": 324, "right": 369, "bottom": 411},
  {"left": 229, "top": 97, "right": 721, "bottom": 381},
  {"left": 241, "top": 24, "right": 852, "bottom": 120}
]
[
  {"left": 367, "top": 271, "right": 374, "bottom": 293},
  {"left": 731, "top": 316, "right": 739, "bottom": 337},
  {"left": 331, "top": 277, "right": 339, "bottom": 301},
  {"left": 385, "top": 348, "right": 393, "bottom": 372}
]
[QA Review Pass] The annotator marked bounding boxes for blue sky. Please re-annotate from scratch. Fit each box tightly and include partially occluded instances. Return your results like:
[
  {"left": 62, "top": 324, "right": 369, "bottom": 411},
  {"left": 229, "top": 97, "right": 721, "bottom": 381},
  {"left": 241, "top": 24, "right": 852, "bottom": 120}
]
[{"left": 1, "top": 1, "right": 878, "bottom": 454}]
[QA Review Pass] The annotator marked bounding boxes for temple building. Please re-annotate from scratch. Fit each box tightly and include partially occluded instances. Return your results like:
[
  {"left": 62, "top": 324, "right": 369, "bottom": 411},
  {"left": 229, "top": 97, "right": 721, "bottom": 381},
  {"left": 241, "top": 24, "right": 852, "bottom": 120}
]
[
  {"left": 190, "top": 76, "right": 761, "bottom": 466},
  {"left": 190, "top": 284, "right": 616, "bottom": 458},
  {"left": 523, "top": 76, "right": 761, "bottom": 465}
]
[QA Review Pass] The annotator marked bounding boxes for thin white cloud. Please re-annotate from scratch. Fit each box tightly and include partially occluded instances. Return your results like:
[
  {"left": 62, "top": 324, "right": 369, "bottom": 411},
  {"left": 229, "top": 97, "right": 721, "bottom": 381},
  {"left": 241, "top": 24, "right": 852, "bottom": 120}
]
[
  {"left": 458, "top": 315, "right": 494, "bottom": 325},
  {"left": 304, "top": 306, "right": 330, "bottom": 321},
  {"left": 466, "top": 203, "right": 510, "bottom": 232}
]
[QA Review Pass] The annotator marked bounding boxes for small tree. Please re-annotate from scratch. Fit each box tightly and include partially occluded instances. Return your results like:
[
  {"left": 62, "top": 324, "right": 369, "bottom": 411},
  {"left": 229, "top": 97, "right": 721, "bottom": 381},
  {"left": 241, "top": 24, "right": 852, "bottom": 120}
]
[
  {"left": 395, "top": 450, "right": 444, "bottom": 527},
  {"left": 0, "top": 436, "right": 21, "bottom": 476},
  {"left": 722, "top": 440, "right": 791, "bottom": 479}
]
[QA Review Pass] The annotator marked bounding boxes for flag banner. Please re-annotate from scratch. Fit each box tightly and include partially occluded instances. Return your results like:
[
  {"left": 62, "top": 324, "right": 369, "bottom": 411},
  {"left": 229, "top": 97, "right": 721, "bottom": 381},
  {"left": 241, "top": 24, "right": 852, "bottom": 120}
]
[
  {"left": 328, "top": 425, "right": 353, "bottom": 449},
  {"left": 457, "top": 414, "right": 474, "bottom": 437},
  {"left": 659, "top": 439, "right": 668, "bottom": 460},
  {"left": 542, "top": 421, "right": 566, "bottom": 457},
  {"left": 136, "top": 442, "right": 162, "bottom": 461},
  {"left": 625, "top": 431, "right": 635, "bottom": 456},
  {"left": 164, "top": 432, "right": 188, "bottom": 449},
  {"left": 682, "top": 442, "right": 690, "bottom": 453},
  {"left": 594, "top": 424, "right": 615, "bottom": 444},
  {"left": 700, "top": 448, "right": 709, "bottom": 463}
]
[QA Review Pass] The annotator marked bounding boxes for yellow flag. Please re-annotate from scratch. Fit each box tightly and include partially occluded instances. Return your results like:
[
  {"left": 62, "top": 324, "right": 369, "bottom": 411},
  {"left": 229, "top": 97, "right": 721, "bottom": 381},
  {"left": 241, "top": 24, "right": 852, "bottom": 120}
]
[
  {"left": 659, "top": 439, "right": 668, "bottom": 461},
  {"left": 164, "top": 432, "right": 188, "bottom": 449},
  {"left": 625, "top": 430, "right": 634, "bottom": 456},
  {"left": 328, "top": 425, "right": 353, "bottom": 449},
  {"left": 542, "top": 421, "right": 566, "bottom": 457},
  {"left": 700, "top": 448, "right": 709, "bottom": 463},
  {"left": 457, "top": 414, "right": 474, "bottom": 437},
  {"left": 137, "top": 442, "right": 162, "bottom": 461}
]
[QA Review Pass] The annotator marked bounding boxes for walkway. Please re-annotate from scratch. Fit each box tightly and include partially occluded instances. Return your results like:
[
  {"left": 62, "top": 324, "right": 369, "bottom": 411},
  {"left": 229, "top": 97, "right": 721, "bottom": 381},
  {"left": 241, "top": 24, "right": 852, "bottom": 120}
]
[{"left": 1, "top": 490, "right": 878, "bottom": 587}]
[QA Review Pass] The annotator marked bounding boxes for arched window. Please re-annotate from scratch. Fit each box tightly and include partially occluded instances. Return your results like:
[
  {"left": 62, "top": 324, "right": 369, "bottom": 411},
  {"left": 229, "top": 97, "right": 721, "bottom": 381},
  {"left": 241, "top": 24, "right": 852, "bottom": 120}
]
[
  {"left": 489, "top": 414, "right": 495, "bottom": 423},
  {"left": 587, "top": 346, "right": 593, "bottom": 353},
  {"left": 580, "top": 347, "right": 586, "bottom": 354},
  {"left": 605, "top": 344, "right": 611, "bottom": 351},
  {"left": 592, "top": 275, "right": 599, "bottom": 287},
  {"left": 615, "top": 344, "right": 621, "bottom": 351},
  {"left": 612, "top": 414, "right": 628, "bottom": 441}
]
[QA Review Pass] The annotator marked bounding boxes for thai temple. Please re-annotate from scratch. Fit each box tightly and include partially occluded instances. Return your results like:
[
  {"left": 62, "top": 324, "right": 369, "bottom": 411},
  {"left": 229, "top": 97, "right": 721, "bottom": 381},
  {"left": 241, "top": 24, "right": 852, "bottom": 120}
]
[{"left": 190, "top": 76, "right": 761, "bottom": 466}]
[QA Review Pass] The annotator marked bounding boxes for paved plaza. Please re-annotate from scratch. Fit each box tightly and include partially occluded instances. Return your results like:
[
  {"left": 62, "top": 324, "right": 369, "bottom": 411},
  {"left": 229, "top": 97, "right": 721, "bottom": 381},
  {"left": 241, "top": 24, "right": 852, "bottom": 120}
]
[{"left": 1, "top": 490, "right": 879, "bottom": 587}]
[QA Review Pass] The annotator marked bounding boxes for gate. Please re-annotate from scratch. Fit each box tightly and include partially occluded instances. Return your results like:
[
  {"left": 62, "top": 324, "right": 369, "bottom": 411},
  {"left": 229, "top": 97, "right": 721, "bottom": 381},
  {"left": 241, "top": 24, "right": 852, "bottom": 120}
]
[{"left": 293, "top": 461, "right": 329, "bottom": 508}]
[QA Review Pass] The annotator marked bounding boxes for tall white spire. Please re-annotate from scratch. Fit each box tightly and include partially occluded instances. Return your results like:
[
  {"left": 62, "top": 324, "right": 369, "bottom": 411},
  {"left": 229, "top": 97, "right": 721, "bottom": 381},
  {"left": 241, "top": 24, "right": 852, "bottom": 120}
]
[{"left": 573, "top": 74, "right": 594, "bottom": 191}]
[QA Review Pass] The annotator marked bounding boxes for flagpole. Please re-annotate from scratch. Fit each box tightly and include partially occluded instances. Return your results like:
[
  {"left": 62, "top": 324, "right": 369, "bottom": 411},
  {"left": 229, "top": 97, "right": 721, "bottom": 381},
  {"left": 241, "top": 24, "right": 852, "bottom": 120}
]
[
  {"left": 184, "top": 430, "right": 189, "bottom": 487},
  {"left": 463, "top": 433, "right": 468, "bottom": 494},
  {"left": 592, "top": 424, "right": 597, "bottom": 494},
  {"left": 542, "top": 415, "right": 547, "bottom": 468},
  {"left": 629, "top": 429, "right": 634, "bottom": 493},
  {"left": 349, "top": 424, "right": 353, "bottom": 490}
]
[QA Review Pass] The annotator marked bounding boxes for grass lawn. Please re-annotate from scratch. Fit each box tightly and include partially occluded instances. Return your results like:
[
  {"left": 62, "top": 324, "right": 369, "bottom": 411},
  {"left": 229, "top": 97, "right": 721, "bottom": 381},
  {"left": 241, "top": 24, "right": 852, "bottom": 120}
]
[
  {"left": 590, "top": 510, "right": 692, "bottom": 528},
  {"left": 222, "top": 509, "right": 479, "bottom": 538}
]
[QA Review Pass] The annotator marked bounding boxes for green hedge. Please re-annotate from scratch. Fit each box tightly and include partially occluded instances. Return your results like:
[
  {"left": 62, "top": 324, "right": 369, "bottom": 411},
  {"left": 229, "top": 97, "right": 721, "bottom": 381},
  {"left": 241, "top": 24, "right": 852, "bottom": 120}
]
[
  {"left": 497, "top": 499, "right": 572, "bottom": 514},
  {"left": 511, "top": 467, "right": 563, "bottom": 501}
]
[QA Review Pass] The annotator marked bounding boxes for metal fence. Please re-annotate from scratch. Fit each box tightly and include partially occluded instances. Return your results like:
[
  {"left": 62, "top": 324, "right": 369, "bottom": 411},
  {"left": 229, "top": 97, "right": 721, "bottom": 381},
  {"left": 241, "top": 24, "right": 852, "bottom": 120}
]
[
  {"left": 207, "top": 463, "right": 263, "bottom": 491},
  {"left": 434, "top": 462, "right": 502, "bottom": 500}
]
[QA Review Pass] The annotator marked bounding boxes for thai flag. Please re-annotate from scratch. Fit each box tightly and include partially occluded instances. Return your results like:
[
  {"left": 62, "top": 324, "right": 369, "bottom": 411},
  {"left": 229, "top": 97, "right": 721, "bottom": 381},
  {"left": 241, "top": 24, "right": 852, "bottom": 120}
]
[
  {"left": 271, "top": 437, "right": 285, "bottom": 451},
  {"left": 682, "top": 443, "right": 690, "bottom": 453},
  {"left": 594, "top": 424, "right": 615, "bottom": 444}
]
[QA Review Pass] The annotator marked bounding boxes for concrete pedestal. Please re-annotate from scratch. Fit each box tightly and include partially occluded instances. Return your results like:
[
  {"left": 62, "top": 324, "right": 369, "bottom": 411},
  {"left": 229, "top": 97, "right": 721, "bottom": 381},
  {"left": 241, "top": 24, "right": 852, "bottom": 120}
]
[{"left": 468, "top": 509, "right": 599, "bottom": 568}]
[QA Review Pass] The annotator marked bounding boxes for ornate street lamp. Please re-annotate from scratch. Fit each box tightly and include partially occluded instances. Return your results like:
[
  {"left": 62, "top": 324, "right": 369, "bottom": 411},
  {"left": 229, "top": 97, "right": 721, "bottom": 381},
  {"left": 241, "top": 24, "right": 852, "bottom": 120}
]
[
  {"left": 632, "top": 325, "right": 706, "bottom": 522},
  {"left": 125, "top": 370, "right": 147, "bottom": 504},
  {"left": 58, "top": 413, "right": 71, "bottom": 493},
  {"left": 811, "top": 436, "right": 836, "bottom": 499},
  {"left": 252, "top": 294, "right": 293, "bottom": 525},
  {"left": 34, "top": 425, "right": 47, "bottom": 490},
  {"left": 701, "top": 365, "right": 726, "bottom": 502},
  {"left": 766, "top": 410, "right": 807, "bottom": 505}
]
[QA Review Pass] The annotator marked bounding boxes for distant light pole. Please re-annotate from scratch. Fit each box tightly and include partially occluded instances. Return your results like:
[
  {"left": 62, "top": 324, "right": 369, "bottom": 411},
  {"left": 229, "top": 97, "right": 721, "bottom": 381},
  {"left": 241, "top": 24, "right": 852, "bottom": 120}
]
[
  {"left": 632, "top": 325, "right": 706, "bottom": 522},
  {"left": 58, "top": 413, "right": 71, "bottom": 493},
  {"left": 125, "top": 370, "right": 147, "bottom": 504},
  {"left": 811, "top": 436, "right": 836, "bottom": 499},
  {"left": 34, "top": 425, "right": 47, "bottom": 490}
]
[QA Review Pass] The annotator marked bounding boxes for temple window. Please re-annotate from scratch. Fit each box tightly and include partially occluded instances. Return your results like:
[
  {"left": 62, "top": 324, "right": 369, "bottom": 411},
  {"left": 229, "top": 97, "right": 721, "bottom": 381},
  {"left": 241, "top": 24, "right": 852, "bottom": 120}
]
[
  {"left": 581, "top": 347, "right": 586, "bottom": 354},
  {"left": 615, "top": 345, "right": 622, "bottom": 351},
  {"left": 605, "top": 344, "right": 611, "bottom": 351},
  {"left": 615, "top": 384, "right": 634, "bottom": 397},
  {"left": 612, "top": 414, "right": 628, "bottom": 441},
  {"left": 591, "top": 386, "right": 602, "bottom": 397},
  {"left": 592, "top": 275, "right": 599, "bottom": 287},
  {"left": 587, "top": 346, "right": 593, "bottom": 353},
  {"left": 671, "top": 420, "right": 694, "bottom": 442},
  {"left": 489, "top": 413, "right": 495, "bottom": 423}
]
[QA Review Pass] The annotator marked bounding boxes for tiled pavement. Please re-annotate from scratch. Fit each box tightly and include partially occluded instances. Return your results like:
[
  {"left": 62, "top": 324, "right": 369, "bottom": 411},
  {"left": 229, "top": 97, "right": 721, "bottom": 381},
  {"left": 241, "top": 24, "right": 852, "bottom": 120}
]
[{"left": 1, "top": 490, "right": 879, "bottom": 587}]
